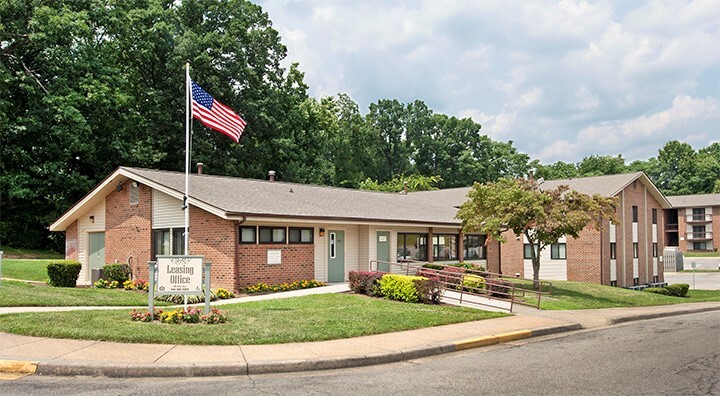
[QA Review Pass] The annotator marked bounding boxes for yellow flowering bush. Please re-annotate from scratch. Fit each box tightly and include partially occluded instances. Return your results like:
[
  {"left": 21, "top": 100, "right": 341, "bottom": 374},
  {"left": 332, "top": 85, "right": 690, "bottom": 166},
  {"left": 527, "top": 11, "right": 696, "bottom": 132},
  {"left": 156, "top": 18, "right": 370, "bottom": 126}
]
[{"left": 245, "top": 279, "right": 325, "bottom": 294}]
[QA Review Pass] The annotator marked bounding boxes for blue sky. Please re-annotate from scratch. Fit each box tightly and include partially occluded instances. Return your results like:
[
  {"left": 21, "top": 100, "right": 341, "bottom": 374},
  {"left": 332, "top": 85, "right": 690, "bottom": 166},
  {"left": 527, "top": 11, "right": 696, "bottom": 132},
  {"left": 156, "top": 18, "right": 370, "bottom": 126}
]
[{"left": 259, "top": 0, "right": 720, "bottom": 163}]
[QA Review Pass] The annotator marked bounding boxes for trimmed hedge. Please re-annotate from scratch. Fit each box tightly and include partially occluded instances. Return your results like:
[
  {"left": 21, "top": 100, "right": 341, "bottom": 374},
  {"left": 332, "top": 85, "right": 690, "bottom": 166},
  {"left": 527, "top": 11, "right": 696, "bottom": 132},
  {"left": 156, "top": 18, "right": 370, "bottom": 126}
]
[
  {"left": 46, "top": 260, "right": 82, "bottom": 287},
  {"left": 378, "top": 274, "right": 423, "bottom": 303},
  {"left": 462, "top": 274, "right": 486, "bottom": 292},
  {"left": 103, "top": 263, "right": 131, "bottom": 284},
  {"left": 644, "top": 287, "right": 669, "bottom": 295},
  {"left": 665, "top": 283, "right": 689, "bottom": 297}
]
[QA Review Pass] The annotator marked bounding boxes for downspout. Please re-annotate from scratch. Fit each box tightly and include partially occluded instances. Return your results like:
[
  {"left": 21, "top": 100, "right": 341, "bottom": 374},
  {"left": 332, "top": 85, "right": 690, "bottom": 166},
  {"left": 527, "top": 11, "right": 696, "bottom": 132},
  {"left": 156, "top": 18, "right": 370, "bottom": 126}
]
[
  {"left": 621, "top": 191, "right": 627, "bottom": 287},
  {"left": 599, "top": 217, "right": 604, "bottom": 285},
  {"left": 234, "top": 215, "right": 246, "bottom": 293}
]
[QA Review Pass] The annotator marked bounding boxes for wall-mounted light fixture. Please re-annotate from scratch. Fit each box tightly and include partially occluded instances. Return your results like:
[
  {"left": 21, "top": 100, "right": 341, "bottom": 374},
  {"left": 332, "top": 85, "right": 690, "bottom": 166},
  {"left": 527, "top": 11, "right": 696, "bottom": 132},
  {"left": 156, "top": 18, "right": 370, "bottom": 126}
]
[
  {"left": 116, "top": 181, "right": 123, "bottom": 192},
  {"left": 319, "top": 228, "right": 325, "bottom": 237},
  {"left": 89, "top": 215, "right": 95, "bottom": 223}
]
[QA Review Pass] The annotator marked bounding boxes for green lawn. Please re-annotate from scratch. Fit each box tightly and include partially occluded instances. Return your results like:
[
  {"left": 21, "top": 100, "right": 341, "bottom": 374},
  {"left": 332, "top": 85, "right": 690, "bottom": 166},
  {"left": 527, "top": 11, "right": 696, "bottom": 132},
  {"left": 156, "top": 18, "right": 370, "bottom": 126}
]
[
  {"left": 0, "top": 246, "right": 63, "bottom": 259},
  {"left": 529, "top": 280, "right": 720, "bottom": 310},
  {"left": 0, "top": 293, "right": 508, "bottom": 345},
  {"left": 1, "top": 259, "right": 50, "bottom": 282},
  {"left": 0, "top": 280, "right": 169, "bottom": 307}
]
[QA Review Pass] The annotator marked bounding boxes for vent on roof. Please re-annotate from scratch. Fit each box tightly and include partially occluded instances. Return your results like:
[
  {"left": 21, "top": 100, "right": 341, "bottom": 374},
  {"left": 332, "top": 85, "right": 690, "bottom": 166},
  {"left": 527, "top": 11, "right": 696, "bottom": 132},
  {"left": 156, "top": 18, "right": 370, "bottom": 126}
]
[
  {"left": 268, "top": 170, "right": 276, "bottom": 182},
  {"left": 129, "top": 181, "right": 139, "bottom": 205}
]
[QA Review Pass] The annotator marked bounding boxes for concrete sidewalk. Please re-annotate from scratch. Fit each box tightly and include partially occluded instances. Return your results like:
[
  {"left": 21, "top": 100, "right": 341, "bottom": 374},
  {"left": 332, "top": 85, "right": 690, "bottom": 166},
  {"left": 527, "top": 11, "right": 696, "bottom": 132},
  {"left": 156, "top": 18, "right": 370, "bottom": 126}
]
[{"left": 0, "top": 287, "right": 718, "bottom": 377}]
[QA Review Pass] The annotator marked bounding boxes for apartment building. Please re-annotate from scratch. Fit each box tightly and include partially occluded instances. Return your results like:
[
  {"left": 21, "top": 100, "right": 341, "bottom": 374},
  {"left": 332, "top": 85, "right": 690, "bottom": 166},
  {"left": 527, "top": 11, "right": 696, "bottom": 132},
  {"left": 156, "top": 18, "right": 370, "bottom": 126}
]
[{"left": 665, "top": 194, "right": 720, "bottom": 253}]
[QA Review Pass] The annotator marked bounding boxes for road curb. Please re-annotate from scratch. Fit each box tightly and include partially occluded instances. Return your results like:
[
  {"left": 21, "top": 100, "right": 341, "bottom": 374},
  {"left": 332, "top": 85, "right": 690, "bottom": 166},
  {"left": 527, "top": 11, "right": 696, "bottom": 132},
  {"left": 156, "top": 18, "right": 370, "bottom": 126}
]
[
  {"left": 609, "top": 305, "right": 720, "bottom": 325},
  {"left": 0, "top": 359, "right": 38, "bottom": 375}
]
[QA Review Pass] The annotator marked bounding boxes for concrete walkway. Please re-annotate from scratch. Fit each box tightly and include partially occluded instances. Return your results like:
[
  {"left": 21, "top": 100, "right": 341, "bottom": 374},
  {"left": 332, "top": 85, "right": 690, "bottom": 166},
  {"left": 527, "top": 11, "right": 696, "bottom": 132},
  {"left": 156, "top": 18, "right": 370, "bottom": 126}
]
[{"left": 0, "top": 284, "right": 718, "bottom": 378}]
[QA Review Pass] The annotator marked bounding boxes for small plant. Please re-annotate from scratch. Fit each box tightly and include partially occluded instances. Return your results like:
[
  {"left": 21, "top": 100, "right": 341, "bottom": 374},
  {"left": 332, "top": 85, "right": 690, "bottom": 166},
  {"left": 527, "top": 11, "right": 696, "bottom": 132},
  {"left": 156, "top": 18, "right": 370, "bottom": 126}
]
[
  {"left": 46, "top": 260, "right": 82, "bottom": 287},
  {"left": 244, "top": 279, "right": 326, "bottom": 294},
  {"left": 103, "top": 263, "right": 131, "bottom": 284},
  {"left": 160, "top": 309, "right": 183, "bottom": 324},
  {"left": 215, "top": 288, "right": 235, "bottom": 299},
  {"left": 644, "top": 287, "right": 669, "bottom": 295},
  {"left": 462, "top": 274, "right": 486, "bottom": 292},
  {"left": 129, "top": 308, "right": 163, "bottom": 322},
  {"left": 664, "top": 283, "right": 689, "bottom": 297},
  {"left": 414, "top": 276, "right": 443, "bottom": 304},
  {"left": 93, "top": 278, "right": 119, "bottom": 289},
  {"left": 182, "top": 308, "right": 202, "bottom": 324},
  {"left": 201, "top": 308, "right": 228, "bottom": 324},
  {"left": 123, "top": 280, "right": 136, "bottom": 290},
  {"left": 154, "top": 290, "right": 218, "bottom": 304},
  {"left": 135, "top": 279, "right": 149, "bottom": 292}
]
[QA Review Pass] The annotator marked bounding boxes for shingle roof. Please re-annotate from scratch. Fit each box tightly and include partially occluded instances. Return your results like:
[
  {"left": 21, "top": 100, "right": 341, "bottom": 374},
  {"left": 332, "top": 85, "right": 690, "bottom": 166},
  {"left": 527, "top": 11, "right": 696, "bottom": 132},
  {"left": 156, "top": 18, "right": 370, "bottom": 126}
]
[
  {"left": 538, "top": 172, "right": 644, "bottom": 196},
  {"left": 122, "top": 167, "right": 463, "bottom": 225},
  {"left": 666, "top": 193, "right": 720, "bottom": 208}
]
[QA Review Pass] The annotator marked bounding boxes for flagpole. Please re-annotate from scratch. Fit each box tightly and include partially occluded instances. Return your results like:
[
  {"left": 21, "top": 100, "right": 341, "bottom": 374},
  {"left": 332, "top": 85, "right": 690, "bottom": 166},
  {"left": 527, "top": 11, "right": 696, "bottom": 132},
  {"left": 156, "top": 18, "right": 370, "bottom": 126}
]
[{"left": 184, "top": 63, "right": 190, "bottom": 255}]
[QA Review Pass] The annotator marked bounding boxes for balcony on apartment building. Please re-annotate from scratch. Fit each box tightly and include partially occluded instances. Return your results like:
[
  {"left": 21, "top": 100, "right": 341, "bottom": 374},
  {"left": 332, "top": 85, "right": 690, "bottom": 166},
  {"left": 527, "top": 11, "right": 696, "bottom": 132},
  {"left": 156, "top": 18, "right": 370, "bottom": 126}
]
[
  {"left": 686, "top": 232, "right": 714, "bottom": 241},
  {"left": 686, "top": 214, "right": 713, "bottom": 223}
]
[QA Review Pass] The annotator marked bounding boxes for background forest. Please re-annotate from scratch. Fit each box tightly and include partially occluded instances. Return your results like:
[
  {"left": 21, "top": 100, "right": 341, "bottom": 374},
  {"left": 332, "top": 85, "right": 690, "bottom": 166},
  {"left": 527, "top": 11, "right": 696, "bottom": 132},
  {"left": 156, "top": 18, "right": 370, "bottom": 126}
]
[{"left": 1, "top": 1, "right": 719, "bottom": 251}]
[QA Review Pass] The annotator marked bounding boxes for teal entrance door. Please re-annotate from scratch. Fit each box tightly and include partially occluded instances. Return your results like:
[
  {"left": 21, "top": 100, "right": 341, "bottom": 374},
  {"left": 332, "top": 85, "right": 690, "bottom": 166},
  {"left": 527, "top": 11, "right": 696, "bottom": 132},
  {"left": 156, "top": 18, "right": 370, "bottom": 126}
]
[
  {"left": 328, "top": 230, "right": 345, "bottom": 282},
  {"left": 376, "top": 231, "right": 390, "bottom": 272},
  {"left": 88, "top": 232, "right": 105, "bottom": 271}
]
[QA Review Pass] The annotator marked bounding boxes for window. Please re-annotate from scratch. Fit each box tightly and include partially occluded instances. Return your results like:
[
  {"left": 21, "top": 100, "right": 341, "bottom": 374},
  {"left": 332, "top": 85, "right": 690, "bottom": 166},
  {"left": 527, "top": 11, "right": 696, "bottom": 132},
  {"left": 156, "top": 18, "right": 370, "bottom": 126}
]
[
  {"left": 633, "top": 242, "right": 638, "bottom": 258},
  {"left": 129, "top": 181, "right": 139, "bottom": 205},
  {"left": 693, "top": 242, "right": 707, "bottom": 250},
  {"left": 633, "top": 278, "right": 639, "bottom": 286},
  {"left": 652, "top": 209, "right": 657, "bottom": 224},
  {"left": 464, "top": 235, "right": 487, "bottom": 259},
  {"left": 652, "top": 243, "right": 658, "bottom": 258},
  {"left": 610, "top": 243, "right": 617, "bottom": 260},
  {"left": 692, "top": 208, "right": 705, "bottom": 215},
  {"left": 152, "top": 228, "right": 184, "bottom": 260},
  {"left": 550, "top": 243, "right": 566, "bottom": 260},
  {"left": 259, "top": 227, "right": 286, "bottom": 244},
  {"left": 289, "top": 227, "right": 314, "bottom": 244},
  {"left": 632, "top": 206, "right": 638, "bottom": 222},
  {"left": 397, "top": 233, "right": 428, "bottom": 261},
  {"left": 433, "top": 234, "right": 457, "bottom": 261},
  {"left": 330, "top": 232, "right": 337, "bottom": 258},
  {"left": 523, "top": 243, "right": 539, "bottom": 259},
  {"left": 239, "top": 226, "right": 256, "bottom": 244}
]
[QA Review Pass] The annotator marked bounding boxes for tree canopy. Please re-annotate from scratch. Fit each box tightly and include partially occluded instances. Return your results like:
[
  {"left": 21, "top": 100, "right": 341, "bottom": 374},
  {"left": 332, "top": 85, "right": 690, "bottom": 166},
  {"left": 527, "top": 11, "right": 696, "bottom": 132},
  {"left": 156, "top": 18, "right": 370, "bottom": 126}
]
[{"left": 456, "top": 178, "right": 619, "bottom": 285}]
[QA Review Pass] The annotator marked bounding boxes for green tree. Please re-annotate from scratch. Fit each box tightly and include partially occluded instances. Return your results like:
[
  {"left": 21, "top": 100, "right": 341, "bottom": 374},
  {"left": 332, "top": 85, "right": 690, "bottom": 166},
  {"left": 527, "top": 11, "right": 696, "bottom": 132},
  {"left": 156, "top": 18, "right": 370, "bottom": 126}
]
[
  {"left": 359, "top": 174, "right": 442, "bottom": 193},
  {"left": 655, "top": 141, "right": 698, "bottom": 196},
  {"left": 531, "top": 160, "right": 578, "bottom": 180},
  {"left": 577, "top": 154, "right": 627, "bottom": 176},
  {"left": 456, "top": 178, "right": 618, "bottom": 287}
]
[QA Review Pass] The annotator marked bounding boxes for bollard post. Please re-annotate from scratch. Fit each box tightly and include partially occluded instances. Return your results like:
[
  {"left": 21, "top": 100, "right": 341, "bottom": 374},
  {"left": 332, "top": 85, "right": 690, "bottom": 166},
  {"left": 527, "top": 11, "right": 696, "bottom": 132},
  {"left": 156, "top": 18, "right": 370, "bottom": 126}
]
[
  {"left": 204, "top": 261, "right": 212, "bottom": 315},
  {"left": 148, "top": 261, "right": 156, "bottom": 317}
]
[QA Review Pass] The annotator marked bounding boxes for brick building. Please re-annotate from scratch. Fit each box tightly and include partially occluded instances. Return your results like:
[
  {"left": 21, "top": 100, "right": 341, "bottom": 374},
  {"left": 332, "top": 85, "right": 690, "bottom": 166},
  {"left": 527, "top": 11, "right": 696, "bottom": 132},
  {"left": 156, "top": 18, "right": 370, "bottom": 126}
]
[
  {"left": 51, "top": 167, "right": 670, "bottom": 291},
  {"left": 664, "top": 194, "right": 720, "bottom": 253}
]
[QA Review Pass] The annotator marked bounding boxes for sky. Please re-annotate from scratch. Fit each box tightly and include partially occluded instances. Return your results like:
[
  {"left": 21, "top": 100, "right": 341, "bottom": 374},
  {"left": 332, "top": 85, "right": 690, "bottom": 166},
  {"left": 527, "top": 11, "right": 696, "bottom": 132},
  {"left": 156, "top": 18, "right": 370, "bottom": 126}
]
[{"left": 258, "top": 0, "right": 720, "bottom": 164}]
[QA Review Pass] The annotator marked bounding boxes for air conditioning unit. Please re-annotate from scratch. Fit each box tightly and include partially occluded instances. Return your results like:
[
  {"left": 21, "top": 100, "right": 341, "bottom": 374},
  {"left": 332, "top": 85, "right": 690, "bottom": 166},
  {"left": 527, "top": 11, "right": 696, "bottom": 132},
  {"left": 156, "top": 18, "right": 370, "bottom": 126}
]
[{"left": 91, "top": 268, "right": 105, "bottom": 283}]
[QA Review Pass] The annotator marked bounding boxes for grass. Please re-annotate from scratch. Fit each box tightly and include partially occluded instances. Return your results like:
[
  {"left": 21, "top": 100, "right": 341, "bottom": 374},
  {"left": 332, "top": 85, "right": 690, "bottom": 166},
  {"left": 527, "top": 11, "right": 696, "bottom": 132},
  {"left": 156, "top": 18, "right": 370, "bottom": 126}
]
[
  {"left": 1, "top": 259, "right": 50, "bottom": 282},
  {"left": 0, "top": 280, "right": 169, "bottom": 307},
  {"left": 524, "top": 280, "right": 720, "bottom": 310},
  {"left": 0, "top": 246, "right": 63, "bottom": 259},
  {"left": 684, "top": 251, "right": 720, "bottom": 257},
  {"left": 0, "top": 293, "right": 508, "bottom": 345},
  {"left": 678, "top": 269, "right": 720, "bottom": 273}
]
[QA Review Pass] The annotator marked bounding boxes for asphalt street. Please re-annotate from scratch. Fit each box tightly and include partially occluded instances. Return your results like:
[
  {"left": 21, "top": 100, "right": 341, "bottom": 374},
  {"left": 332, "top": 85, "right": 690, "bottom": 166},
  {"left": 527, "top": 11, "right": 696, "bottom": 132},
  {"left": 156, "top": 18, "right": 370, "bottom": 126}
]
[{"left": 1, "top": 311, "right": 718, "bottom": 396}]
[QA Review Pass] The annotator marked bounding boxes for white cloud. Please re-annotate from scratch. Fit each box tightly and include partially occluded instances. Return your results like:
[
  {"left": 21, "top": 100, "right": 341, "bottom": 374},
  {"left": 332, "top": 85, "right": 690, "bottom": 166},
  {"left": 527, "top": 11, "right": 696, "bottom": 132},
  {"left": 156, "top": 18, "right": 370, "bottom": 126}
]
[{"left": 260, "top": 0, "right": 720, "bottom": 163}]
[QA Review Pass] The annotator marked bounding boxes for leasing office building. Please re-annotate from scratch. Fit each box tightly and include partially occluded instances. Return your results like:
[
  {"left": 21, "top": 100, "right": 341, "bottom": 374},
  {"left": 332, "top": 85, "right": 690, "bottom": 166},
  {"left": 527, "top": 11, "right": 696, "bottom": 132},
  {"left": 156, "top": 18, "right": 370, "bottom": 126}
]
[{"left": 51, "top": 167, "right": 669, "bottom": 290}]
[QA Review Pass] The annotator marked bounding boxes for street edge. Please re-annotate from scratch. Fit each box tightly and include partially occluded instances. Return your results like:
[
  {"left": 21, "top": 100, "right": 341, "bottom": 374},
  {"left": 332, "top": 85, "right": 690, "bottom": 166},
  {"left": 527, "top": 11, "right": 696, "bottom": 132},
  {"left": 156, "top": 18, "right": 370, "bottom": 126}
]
[
  {"left": 609, "top": 305, "right": 720, "bottom": 324},
  {"left": 30, "top": 324, "right": 579, "bottom": 378},
  {"left": 0, "top": 359, "right": 38, "bottom": 375}
]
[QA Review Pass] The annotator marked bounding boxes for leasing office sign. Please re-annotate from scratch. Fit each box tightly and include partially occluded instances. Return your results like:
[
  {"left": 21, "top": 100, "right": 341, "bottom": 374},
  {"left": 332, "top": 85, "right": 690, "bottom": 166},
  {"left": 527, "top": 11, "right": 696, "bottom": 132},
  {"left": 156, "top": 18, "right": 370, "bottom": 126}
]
[{"left": 156, "top": 255, "right": 203, "bottom": 293}]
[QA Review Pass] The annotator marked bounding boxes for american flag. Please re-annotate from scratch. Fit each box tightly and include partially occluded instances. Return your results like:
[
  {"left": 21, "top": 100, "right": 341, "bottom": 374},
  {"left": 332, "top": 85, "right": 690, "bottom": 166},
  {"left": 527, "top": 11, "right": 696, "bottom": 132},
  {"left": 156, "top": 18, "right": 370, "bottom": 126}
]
[{"left": 191, "top": 81, "right": 247, "bottom": 142}]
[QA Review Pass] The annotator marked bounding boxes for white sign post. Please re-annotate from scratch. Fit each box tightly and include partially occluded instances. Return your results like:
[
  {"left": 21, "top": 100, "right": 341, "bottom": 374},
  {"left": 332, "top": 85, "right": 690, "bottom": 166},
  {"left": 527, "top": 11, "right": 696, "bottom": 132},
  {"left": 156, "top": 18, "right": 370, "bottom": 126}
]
[{"left": 148, "top": 255, "right": 211, "bottom": 315}]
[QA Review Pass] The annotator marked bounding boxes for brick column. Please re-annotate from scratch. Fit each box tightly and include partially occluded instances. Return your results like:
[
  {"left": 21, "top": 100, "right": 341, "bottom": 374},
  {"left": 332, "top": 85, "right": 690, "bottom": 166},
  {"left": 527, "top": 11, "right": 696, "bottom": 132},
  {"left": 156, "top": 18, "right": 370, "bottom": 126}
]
[{"left": 457, "top": 231, "right": 465, "bottom": 262}]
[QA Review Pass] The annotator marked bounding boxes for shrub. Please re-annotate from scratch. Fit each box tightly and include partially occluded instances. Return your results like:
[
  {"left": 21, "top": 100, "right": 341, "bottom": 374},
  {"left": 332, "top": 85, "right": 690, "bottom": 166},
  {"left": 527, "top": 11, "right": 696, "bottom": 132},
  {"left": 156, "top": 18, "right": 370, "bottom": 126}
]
[
  {"left": 46, "top": 260, "right": 82, "bottom": 287},
  {"left": 421, "top": 263, "right": 446, "bottom": 271},
  {"left": 379, "top": 274, "right": 423, "bottom": 303},
  {"left": 348, "top": 271, "right": 384, "bottom": 296},
  {"left": 160, "top": 309, "right": 183, "bottom": 324},
  {"left": 215, "top": 288, "right": 235, "bottom": 299},
  {"left": 129, "top": 309, "right": 158, "bottom": 322},
  {"left": 664, "top": 283, "right": 689, "bottom": 297},
  {"left": 453, "top": 262, "right": 487, "bottom": 271},
  {"left": 103, "top": 263, "right": 131, "bottom": 284},
  {"left": 123, "top": 280, "right": 136, "bottom": 290},
  {"left": 182, "top": 308, "right": 202, "bottom": 324},
  {"left": 134, "top": 279, "right": 149, "bottom": 292},
  {"left": 644, "top": 287, "right": 669, "bottom": 295},
  {"left": 93, "top": 278, "right": 119, "bottom": 289},
  {"left": 414, "top": 277, "right": 442, "bottom": 304},
  {"left": 462, "top": 274, "right": 486, "bottom": 292}
]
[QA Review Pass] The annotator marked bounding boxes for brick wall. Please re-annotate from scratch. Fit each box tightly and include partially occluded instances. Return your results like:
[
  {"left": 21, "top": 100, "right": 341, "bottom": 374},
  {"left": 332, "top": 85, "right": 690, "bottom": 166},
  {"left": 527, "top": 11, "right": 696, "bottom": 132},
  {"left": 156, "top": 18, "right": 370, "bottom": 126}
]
[
  {"left": 677, "top": 209, "right": 687, "bottom": 252},
  {"left": 237, "top": 243, "right": 315, "bottom": 287},
  {"left": 499, "top": 230, "right": 524, "bottom": 277},
  {"left": 105, "top": 181, "right": 152, "bottom": 280},
  {"left": 65, "top": 220, "right": 78, "bottom": 260},
  {"left": 567, "top": 227, "right": 602, "bottom": 283},
  {"left": 486, "top": 238, "right": 500, "bottom": 273},
  {"left": 188, "top": 206, "right": 237, "bottom": 290},
  {"left": 713, "top": 206, "right": 720, "bottom": 253}
]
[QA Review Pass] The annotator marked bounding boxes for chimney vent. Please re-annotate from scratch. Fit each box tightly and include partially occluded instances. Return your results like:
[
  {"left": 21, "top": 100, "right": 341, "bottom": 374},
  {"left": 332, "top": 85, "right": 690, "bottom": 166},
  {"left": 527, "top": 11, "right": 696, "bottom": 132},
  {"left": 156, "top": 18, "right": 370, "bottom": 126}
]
[
  {"left": 197, "top": 162, "right": 204, "bottom": 174},
  {"left": 403, "top": 181, "right": 408, "bottom": 195},
  {"left": 268, "top": 170, "right": 276, "bottom": 182}
]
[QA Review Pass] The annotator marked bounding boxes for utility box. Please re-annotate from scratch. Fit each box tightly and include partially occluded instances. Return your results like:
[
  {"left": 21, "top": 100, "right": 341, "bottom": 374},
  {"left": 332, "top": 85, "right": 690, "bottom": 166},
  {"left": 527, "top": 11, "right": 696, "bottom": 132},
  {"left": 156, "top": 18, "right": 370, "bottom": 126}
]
[{"left": 91, "top": 268, "right": 104, "bottom": 283}]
